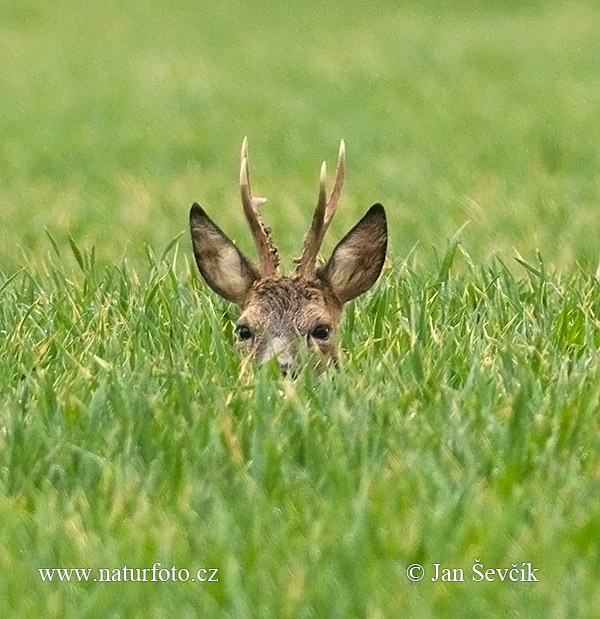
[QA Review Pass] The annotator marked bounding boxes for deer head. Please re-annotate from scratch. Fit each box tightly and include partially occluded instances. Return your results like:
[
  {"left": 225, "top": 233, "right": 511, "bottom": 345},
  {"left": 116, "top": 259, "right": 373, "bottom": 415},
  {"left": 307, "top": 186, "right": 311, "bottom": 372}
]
[{"left": 189, "top": 138, "right": 387, "bottom": 375}]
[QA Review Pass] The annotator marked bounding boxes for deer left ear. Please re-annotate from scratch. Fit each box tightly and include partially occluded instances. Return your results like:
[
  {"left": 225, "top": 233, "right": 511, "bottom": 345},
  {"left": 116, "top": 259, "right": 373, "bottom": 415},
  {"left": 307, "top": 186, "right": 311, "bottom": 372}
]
[
  {"left": 317, "top": 203, "right": 387, "bottom": 303},
  {"left": 189, "top": 203, "right": 259, "bottom": 305}
]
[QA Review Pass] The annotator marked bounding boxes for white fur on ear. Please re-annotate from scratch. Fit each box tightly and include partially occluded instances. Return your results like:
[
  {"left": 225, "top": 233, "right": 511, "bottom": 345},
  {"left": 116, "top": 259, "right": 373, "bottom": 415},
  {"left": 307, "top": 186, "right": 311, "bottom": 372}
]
[
  {"left": 319, "top": 203, "right": 387, "bottom": 303},
  {"left": 218, "top": 245, "right": 253, "bottom": 295},
  {"left": 326, "top": 245, "right": 361, "bottom": 291},
  {"left": 190, "top": 204, "right": 258, "bottom": 305}
]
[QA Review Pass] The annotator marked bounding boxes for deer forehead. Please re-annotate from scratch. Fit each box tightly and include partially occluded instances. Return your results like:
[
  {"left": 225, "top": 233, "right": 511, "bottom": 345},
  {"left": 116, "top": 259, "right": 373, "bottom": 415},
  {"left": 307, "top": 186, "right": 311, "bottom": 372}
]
[{"left": 239, "top": 277, "right": 341, "bottom": 332}]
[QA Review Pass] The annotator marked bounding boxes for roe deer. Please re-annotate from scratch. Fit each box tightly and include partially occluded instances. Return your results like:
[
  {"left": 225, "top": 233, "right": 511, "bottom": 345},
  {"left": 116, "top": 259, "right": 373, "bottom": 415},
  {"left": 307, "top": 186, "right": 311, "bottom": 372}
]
[{"left": 189, "top": 138, "right": 387, "bottom": 374}]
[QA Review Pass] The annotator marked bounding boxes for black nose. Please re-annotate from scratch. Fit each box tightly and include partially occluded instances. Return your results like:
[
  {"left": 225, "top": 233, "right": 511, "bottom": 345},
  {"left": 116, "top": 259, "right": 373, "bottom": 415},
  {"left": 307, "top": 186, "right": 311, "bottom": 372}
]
[{"left": 279, "top": 363, "right": 290, "bottom": 376}]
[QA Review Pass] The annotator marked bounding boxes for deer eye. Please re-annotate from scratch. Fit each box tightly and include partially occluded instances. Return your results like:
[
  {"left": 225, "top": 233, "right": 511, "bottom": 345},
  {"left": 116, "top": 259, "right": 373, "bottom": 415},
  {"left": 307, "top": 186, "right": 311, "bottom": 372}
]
[
  {"left": 310, "top": 324, "right": 331, "bottom": 341},
  {"left": 235, "top": 324, "right": 254, "bottom": 342}
]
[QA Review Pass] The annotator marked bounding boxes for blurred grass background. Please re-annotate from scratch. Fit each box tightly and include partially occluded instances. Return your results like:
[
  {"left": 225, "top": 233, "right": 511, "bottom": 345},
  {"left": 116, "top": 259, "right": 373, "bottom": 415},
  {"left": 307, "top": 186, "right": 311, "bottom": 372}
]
[{"left": 2, "top": 0, "right": 600, "bottom": 273}]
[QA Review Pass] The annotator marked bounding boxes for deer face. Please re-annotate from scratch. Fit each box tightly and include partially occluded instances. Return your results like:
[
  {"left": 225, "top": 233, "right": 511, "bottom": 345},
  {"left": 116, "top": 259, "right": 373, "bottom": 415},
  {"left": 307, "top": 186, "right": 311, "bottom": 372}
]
[
  {"left": 233, "top": 277, "right": 343, "bottom": 371},
  {"left": 189, "top": 139, "right": 387, "bottom": 375}
]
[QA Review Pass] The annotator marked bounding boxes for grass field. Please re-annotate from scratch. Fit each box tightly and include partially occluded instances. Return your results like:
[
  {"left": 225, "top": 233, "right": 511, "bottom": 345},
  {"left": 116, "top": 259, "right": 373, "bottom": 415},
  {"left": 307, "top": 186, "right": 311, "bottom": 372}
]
[{"left": 2, "top": 0, "right": 600, "bottom": 616}]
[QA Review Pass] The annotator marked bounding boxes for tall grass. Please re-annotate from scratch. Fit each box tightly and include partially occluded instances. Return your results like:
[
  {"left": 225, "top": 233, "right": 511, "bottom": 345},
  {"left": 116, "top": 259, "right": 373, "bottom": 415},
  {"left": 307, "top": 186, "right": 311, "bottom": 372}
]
[
  {"left": 2, "top": 242, "right": 600, "bottom": 616},
  {"left": 2, "top": 0, "right": 600, "bottom": 616}
]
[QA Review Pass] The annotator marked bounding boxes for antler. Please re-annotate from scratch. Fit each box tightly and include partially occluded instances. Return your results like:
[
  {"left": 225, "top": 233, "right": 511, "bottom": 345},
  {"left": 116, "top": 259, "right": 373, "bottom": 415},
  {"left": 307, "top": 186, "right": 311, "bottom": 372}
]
[
  {"left": 240, "top": 137, "right": 279, "bottom": 276},
  {"left": 295, "top": 140, "right": 346, "bottom": 278}
]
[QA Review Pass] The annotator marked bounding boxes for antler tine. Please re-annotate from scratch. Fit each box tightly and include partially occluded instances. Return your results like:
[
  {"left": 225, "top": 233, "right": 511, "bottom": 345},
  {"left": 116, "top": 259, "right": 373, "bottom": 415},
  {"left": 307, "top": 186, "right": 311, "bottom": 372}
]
[
  {"left": 240, "top": 137, "right": 279, "bottom": 276},
  {"left": 295, "top": 139, "right": 346, "bottom": 278}
]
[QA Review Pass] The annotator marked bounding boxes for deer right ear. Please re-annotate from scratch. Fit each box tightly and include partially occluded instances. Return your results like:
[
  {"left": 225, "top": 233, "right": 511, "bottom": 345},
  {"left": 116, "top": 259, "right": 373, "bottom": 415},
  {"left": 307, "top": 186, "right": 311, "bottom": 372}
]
[
  {"left": 318, "top": 203, "right": 387, "bottom": 304},
  {"left": 189, "top": 203, "right": 259, "bottom": 305}
]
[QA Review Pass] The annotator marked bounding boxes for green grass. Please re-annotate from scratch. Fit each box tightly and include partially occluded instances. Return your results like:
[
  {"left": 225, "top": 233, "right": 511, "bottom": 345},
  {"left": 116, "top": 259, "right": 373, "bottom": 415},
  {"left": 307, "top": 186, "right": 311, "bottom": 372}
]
[{"left": 2, "top": 0, "right": 600, "bottom": 616}]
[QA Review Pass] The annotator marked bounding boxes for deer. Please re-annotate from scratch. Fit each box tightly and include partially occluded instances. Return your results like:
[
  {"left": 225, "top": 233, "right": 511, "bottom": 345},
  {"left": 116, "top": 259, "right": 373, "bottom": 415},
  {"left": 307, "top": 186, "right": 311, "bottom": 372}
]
[{"left": 189, "top": 138, "right": 387, "bottom": 375}]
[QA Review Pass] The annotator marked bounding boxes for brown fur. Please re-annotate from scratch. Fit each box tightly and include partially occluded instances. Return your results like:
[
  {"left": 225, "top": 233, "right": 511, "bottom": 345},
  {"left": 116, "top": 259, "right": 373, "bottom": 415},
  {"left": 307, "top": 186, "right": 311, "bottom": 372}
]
[
  {"left": 189, "top": 141, "right": 387, "bottom": 374},
  {"left": 237, "top": 276, "right": 344, "bottom": 366}
]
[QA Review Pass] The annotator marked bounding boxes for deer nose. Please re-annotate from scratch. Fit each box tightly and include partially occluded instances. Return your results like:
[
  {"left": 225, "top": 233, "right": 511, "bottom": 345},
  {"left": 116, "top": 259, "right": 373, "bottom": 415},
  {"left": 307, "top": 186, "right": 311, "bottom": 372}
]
[{"left": 275, "top": 348, "right": 294, "bottom": 376}]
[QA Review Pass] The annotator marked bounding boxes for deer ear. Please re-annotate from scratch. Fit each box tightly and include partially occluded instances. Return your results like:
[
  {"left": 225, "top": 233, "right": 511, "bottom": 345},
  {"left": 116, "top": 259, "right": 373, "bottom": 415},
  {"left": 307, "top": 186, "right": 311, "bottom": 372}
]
[
  {"left": 318, "top": 203, "right": 387, "bottom": 303},
  {"left": 189, "top": 203, "right": 259, "bottom": 305}
]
